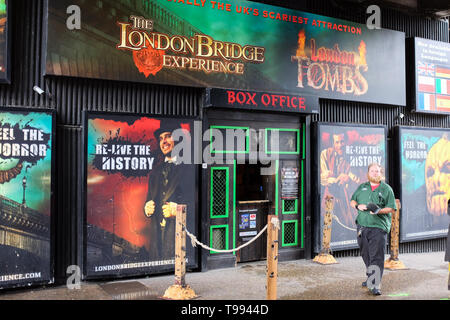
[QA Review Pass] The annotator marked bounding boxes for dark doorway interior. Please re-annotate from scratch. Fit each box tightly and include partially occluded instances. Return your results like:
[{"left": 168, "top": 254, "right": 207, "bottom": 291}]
[{"left": 235, "top": 162, "right": 275, "bottom": 263}]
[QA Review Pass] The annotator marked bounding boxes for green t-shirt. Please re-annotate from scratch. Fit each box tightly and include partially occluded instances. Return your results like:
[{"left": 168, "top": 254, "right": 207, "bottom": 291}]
[{"left": 351, "top": 181, "right": 397, "bottom": 233}]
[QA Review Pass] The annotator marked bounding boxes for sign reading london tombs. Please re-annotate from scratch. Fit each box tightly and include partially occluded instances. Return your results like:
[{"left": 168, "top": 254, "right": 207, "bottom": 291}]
[{"left": 46, "top": 0, "right": 406, "bottom": 106}]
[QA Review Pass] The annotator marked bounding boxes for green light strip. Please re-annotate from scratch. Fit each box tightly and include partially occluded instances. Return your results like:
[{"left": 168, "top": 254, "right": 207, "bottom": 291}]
[{"left": 301, "top": 160, "right": 304, "bottom": 248}]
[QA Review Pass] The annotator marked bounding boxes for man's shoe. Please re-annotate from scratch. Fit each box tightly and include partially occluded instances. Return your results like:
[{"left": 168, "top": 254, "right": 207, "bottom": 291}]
[
  {"left": 369, "top": 288, "right": 382, "bottom": 296},
  {"left": 362, "top": 281, "right": 367, "bottom": 287}
]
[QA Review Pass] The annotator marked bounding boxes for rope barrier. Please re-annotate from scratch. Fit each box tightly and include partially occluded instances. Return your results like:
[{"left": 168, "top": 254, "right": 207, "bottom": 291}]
[
  {"left": 185, "top": 224, "right": 268, "bottom": 253},
  {"left": 184, "top": 217, "right": 279, "bottom": 253},
  {"left": 332, "top": 215, "right": 357, "bottom": 232}
]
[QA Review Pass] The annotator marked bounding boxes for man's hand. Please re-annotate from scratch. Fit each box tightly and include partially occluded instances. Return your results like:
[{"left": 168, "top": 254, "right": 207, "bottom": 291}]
[
  {"left": 162, "top": 202, "right": 177, "bottom": 218},
  {"left": 144, "top": 200, "right": 155, "bottom": 217},
  {"left": 337, "top": 173, "right": 349, "bottom": 185},
  {"left": 357, "top": 204, "right": 367, "bottom": 211}
]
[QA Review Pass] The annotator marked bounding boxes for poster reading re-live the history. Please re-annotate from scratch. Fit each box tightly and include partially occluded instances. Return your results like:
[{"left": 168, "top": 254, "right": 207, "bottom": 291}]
[
  {"left": 0, "top": 108, "right": 54, "bottom": 289},
  {"left": 314, "top": 123, "right": 386, "bottom": 252},
  {"left": 84, "top": 112, "right": 197, "bottom": 279}
]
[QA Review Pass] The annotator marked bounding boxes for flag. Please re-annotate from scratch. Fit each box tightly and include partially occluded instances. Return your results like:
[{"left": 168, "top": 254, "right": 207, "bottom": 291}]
[
  {"left": 436, "top": 95, "right": 450, "bottom": 111},
  {"left": 436, "top": 66, "right": 450, "bottom": 79},
  {"left": 435, "top": 78, "right": 450, "bottom": 95},
  {"left": 417, "top": 61, "right": 435, "bottom": 76},
  {"left": 418, "top": 92, "right": 435, "bottom": 111},
  {"left": 418, "top": 76, "right": 435, "bottom": 93}
]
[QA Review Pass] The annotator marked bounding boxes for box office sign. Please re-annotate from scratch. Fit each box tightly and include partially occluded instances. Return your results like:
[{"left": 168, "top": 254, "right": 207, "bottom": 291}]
[
  {"left": 0, "top": 0, "right": 10, "bottom": 83},
  {"left": 412, "top": 38, "right": 450, "bottom": 114},
  {"left": 205, "top": 88, "right": 319, "bottom": 114},
  {"left": 0, "top": 108, "right": 54, "bottom": 289},
  {"left": 45, "top": 0, "right": 405, "bottom": 106},
  {"left": 313, "top": 123, "right": 387, "bottom": 252},
  {"left": 395, "top": 126, "right": 449, "bottom": 242},
  {"left": 83, "top": 112, "right": 197, "bottom": 279}
]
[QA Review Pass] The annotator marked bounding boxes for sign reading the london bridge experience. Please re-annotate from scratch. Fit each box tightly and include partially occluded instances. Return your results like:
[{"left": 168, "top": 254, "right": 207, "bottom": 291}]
[
  {"left": 396, "top": 127, "right": 449, "bottom": 242},
  {"left": 0, "top": 108, "right": 54, "bottom": 289},
  {"left": 314, "top": 123, "right": 386, "bottom": 252},
  {"left": 46, "top": 0, "right": 405, "bottom": 106},
  {"left": 84, "top": 112, "right": 196, "bottom": 278}
]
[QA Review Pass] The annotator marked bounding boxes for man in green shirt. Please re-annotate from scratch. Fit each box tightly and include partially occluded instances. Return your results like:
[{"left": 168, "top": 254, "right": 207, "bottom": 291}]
[{"left": 350, "top": 163, "right": 397, "bottom": 296}]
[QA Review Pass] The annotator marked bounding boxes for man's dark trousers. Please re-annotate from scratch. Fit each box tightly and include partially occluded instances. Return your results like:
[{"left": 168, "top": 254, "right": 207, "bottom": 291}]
[{"left": 357, "top": 225, "right": 387, "bottom": 288}]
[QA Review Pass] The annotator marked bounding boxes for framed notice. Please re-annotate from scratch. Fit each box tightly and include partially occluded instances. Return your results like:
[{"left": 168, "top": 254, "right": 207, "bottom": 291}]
[
  {"left": 0, "top": 107, "right": 55, "bottom": 289},
  {"left": 313, "top": 122, "right": 387, "bottom": 252},
  {"left": 395, "top": 126, "right": 449, "bottom": 242},
  {"left": 412, "top": 38, "right": 450, "bottom": 114},
  {"left": 0, "top": 0, "right": 10, "bottom": 83},
  {"left": 83, "top": 111, "right": 198, "bottom": 279},
  {"left": 46, "top": 0, "right": 405, "bottom": 105}
]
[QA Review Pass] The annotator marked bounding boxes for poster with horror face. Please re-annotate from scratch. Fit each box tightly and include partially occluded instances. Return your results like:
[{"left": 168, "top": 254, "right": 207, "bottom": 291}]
[
  {"left": 0, "top": 108, "right": 54, "bottom": 289},
  {"left": 397, "top": 127, "right": 449, "bottom": 242},
  {"left": 314, "top": 123, "right": 386, "bottom": 252},
  {"left": 84, "top": 112, "right": 197, "bottom": 279}
]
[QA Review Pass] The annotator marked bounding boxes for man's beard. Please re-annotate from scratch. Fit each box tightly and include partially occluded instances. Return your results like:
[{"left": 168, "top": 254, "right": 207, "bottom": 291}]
[{"left": 367, "top": 174, "right": 381, "bottom": 184}]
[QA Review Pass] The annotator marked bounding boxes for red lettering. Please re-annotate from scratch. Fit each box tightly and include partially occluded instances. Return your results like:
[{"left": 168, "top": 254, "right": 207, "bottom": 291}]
[
  {"left": 236, "top": 92, "right": 246, "bottom": 104},
  {"left": 271, "top": 95, "right": 279, "bottom": 106},
  {"left": 261, "top": 94, "right": 270, "bottom": 106},
  {"left": 279, "top": 95, "right": 286, "bottom": 107},
  {"left": 291, "top": 97, "right": 297, "bottom": 108},
  {"left": 227, "top": 91, "right": 236, "bottom": 104},
  {"left": 245, "top": 92, "right": 257, "bottom": 105},
  {"left": 298, "top": 97, "right": 306, "bottom": 110}
]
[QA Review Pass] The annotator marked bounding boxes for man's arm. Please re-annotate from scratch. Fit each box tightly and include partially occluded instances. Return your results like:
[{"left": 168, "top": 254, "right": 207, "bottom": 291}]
[
  {"left": 320, "top": 149, "right": 337, "bottom": 186},
  {"left": 376, "top": 207, "right": 395, "bottom": 215}
]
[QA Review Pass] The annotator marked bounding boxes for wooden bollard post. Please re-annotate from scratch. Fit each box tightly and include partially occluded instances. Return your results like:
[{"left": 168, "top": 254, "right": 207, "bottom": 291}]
[
  {"left": 313, "top": 196, "right": 337, "bottom": 264},
  {"left": 163, "top": 204, "right": 197, "bottom": 299},
  {"left": 385, "top": 199, "right": 407, "bottom": 270},
  {"left": 266, "top": 215, "right": 279, "bottom": 300},
  {"left": 174, "top": 204, "right": 187, "bottom": 287}
]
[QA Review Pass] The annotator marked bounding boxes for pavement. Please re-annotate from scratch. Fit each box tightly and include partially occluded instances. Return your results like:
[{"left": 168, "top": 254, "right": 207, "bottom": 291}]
[{"left": 0, "top": 251, "right": 448, "bottom": 301}]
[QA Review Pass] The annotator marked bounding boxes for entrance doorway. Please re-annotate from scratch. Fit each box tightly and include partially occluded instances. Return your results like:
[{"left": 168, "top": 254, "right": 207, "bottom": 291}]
[
  {"left": 203, "top": 109, "right": 306, "bottom": 270},
  {"left": 236, "top": 162, "right": 275, "bottom": 263}
]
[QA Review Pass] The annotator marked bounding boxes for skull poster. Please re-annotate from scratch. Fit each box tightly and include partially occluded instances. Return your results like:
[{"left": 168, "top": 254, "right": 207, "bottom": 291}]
[{"left": 396, "top": 126, "right": 449, "bottom": 242}]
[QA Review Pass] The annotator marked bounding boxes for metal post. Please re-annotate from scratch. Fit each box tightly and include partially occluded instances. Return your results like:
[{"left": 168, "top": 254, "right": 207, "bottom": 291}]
[
  {"left": 22, "top": 176, "right": 27, "bottom": 205},
  {"left": 266, "top": 215, "right": 279, "bottom": 300}
]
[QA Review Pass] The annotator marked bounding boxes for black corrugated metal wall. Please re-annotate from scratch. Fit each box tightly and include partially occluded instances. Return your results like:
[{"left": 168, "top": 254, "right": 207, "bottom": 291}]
[{"left": 0, "top": 0, "right": 448, "bottom": 282}]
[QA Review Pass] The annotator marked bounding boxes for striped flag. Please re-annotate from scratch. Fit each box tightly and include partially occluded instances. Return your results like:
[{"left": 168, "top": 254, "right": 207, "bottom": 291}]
[
  {"left": 418, "top": 92, "right": 435, "bottom": 110},
  {"left": 418, "top": 75, "right": 435, "bottom": 93},
  {"left": 436, "top": 95, "right": 450, "bottom": 111},
  {"left": 418, "top": 61, "right": 435, "bottom": 76},
  {"left": 436, "top": 66, "right": 450, "bottom": 79},
  {"left": 436, "top": 78, "right": 450, "bottom": 95}
]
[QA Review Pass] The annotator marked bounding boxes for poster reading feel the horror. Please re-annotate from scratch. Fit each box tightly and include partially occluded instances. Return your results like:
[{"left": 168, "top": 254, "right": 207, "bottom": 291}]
[
  {"left": 84, "top": 112, "right": 197, "bottom": 279},
  {"left": 314, "top": 123, "right": 386, "bottom": 252},
  {"left": 397, "top": 127, "right": 449, "bottom": 242},
  {"left": 0, "top": 108, "right": 54, "bottom": 289}
]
